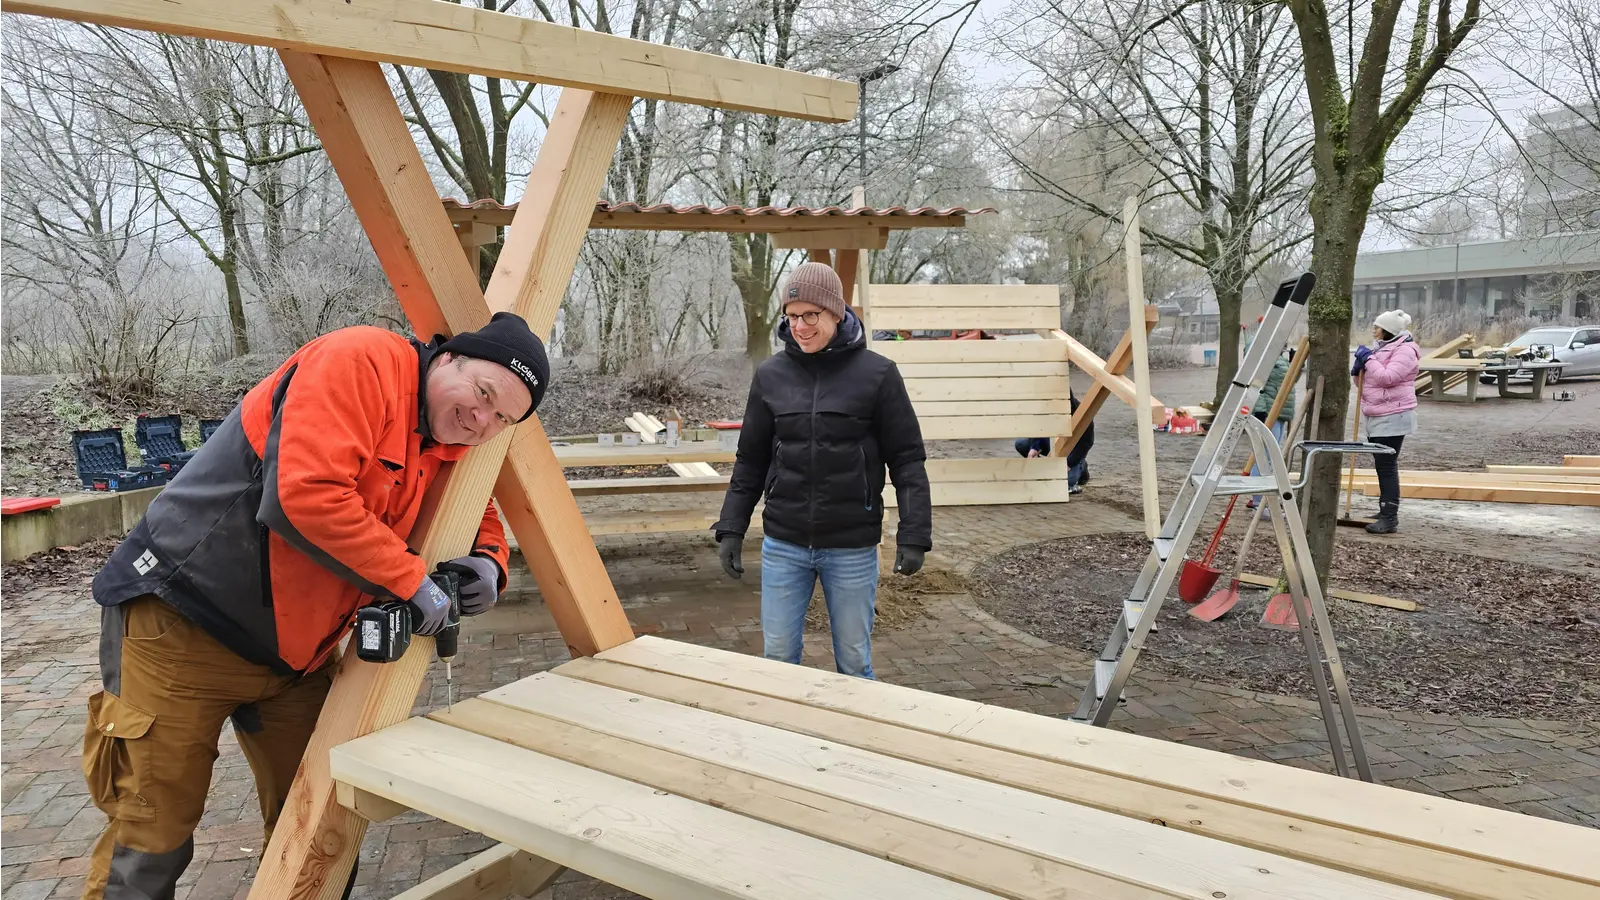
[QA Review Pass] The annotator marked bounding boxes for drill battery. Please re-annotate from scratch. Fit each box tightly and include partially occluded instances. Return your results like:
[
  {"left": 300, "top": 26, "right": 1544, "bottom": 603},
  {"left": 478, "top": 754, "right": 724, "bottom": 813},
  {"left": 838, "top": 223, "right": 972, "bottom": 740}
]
[{"left": 354, "top": 570, "right": 460, "bottom": 664}]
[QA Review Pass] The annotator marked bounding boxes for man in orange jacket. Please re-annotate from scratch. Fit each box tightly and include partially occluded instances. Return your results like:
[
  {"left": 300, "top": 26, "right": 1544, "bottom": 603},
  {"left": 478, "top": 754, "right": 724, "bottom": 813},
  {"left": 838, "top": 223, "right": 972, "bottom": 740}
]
[{"left": 82, "top": 312, "right": 550, "bottom": 900}]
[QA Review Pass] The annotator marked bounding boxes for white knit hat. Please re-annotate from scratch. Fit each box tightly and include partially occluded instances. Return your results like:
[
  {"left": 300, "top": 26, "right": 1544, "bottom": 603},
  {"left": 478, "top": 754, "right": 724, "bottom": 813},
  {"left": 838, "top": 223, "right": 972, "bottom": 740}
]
[{"left": 1374, "top": 309, "right": 1412, "bottom": 336}]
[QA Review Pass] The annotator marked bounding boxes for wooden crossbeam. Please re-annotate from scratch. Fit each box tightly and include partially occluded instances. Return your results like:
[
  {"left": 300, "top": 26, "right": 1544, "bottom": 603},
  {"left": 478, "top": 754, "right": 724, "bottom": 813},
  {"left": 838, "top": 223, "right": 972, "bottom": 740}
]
[
  {"left": 388, "top": 844, "right": 562, "bottom": 900},
  {"left": 247, "top": 60, "right": 633, "bottom": 900},
  {"left": 770, "top": 228, "right": 888, "bottom": 250},
  {"left": 4, "top": 0, "right": 856, "bottom": 121},
  {"left": 1052, "top": 305, "right": 1158, "bottom": 459}
]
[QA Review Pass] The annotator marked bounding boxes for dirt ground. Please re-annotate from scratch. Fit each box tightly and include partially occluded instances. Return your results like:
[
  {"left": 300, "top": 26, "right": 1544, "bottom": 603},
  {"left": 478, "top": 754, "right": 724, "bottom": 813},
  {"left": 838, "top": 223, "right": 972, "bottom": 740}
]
[{"left": 971, "top": 530, "right": 1600, "bottom": 719}]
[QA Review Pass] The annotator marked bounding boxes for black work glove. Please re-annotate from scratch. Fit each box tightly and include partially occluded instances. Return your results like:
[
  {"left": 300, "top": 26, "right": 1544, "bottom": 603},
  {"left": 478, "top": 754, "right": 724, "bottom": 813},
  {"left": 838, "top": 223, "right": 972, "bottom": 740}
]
[
  {"left": 406, "top": 575, "right": 452, "bottom": 636},
  {"left": 718, "top": 534, "right": 745, "bottom": 580},
  {"left": 437, "top": 555, "right": 500, "bottom": 616},
  {"left": 893, "top": 546, "right": 925, "bottom": 576}
]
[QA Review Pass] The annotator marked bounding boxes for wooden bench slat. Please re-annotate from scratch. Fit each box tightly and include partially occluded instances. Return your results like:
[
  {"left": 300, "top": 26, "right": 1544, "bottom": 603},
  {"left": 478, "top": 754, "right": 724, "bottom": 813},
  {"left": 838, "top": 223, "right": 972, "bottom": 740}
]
[
  {"left": 582, "top": 508, "right": 721, "bottom": 536},
  {"left": 329, "top": 717, "right": 999, "bottom": 900},
  {"left": 923, "top": 458, "right": 1070, "bottom": 482},
  {"left": 555, "top": 658, "right": 1566, "bottom": 900},
  {"left": 439, "top": 698, "right": 1149, "bottom": 900},
  {"left": 483, "top": 674, "right": 1434, "bottom": 900},
  {"left": 595, "top": 637, "right": 1600, "bottom": 889}
]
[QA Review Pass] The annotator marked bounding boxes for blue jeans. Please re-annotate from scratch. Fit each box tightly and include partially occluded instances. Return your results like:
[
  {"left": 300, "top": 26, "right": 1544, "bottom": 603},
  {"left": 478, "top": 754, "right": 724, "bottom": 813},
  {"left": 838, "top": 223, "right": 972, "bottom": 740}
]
[{"left": 760, "top": 536, "right": 878, "bottom": 678}]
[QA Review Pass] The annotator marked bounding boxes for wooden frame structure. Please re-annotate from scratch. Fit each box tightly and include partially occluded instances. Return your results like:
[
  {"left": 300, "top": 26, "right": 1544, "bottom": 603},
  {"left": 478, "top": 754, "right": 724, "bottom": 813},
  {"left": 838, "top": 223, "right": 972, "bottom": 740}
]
[
  {"left": 2, "top": 2, "right": 856, "bottom": 898},
  {"left": 866, "top": 284, "right": 1164, "bottom": 506},
  {"left": 444, "top": 198, "right": 990, "bottom": 314}
]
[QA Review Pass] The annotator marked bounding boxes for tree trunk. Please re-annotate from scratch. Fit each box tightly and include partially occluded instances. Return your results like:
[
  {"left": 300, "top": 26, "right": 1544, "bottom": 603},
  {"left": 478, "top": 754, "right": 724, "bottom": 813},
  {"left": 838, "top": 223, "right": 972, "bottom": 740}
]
[
  {"left": 1211, "top": 261, "right": 1245, "bottom": 408},
  {"left": 733, "top": 232, "right": 776, "bottom": 361},
  {"left": 1300, "top": 185, "right": 1366, "bottom": 588}
]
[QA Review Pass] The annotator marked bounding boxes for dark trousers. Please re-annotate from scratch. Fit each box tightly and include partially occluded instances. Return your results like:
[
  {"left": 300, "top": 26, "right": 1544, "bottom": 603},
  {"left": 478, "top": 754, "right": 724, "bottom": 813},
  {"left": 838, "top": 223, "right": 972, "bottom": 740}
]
[{"left": 1370, "top": 435, "right": 1405, "bottom": 504}]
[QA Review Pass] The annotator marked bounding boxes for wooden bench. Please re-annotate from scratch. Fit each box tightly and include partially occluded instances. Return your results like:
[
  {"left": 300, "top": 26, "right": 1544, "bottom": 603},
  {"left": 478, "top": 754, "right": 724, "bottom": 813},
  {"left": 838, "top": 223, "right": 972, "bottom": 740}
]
[
  {"left": 867, "top": 284, "right": 1159, "bottom": 505},
  {"left": 332, "top": 635, "right": 1600, "bottom": 900}
]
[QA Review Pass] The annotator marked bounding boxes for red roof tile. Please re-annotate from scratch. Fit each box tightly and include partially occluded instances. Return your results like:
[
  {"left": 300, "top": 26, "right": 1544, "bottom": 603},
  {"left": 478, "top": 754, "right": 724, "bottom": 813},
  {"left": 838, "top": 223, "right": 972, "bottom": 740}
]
[{"left": 442, "top": 198, "right": 995, "bottom": 218}]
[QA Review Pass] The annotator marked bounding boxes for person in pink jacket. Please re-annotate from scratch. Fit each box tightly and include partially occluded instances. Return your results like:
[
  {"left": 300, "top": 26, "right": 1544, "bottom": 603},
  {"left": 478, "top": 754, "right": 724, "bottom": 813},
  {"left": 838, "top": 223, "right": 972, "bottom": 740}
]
[{"left": 1350, "top": 309, "right": 1421, "bottom": 533}]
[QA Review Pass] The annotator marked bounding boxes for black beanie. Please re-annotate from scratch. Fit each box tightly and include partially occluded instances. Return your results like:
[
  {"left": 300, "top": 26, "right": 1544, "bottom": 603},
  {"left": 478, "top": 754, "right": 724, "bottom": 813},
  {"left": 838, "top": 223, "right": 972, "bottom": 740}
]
[{"left": 436, "top": 312, "right": 549, "bottom": 421}]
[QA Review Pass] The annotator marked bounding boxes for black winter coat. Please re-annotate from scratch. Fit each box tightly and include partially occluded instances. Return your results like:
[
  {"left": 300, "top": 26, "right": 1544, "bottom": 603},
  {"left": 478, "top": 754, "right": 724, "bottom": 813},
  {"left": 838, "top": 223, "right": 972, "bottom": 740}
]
[{"left": 714, "top": 312, "right": 933, "bottom": 550}]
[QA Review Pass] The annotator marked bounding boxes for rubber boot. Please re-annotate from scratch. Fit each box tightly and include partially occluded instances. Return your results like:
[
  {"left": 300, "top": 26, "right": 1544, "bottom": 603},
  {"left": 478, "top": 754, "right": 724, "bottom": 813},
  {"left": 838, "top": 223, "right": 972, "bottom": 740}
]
[{"left": 1365, "top": 500, "right": 1399, "bottom": 534}]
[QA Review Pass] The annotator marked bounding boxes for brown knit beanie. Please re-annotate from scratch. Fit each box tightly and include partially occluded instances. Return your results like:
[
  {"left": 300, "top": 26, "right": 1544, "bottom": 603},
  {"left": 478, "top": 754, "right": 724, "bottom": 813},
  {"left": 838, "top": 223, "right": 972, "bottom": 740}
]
[{"left": 781, "top": 262, "right": 846, "bottom": 321}]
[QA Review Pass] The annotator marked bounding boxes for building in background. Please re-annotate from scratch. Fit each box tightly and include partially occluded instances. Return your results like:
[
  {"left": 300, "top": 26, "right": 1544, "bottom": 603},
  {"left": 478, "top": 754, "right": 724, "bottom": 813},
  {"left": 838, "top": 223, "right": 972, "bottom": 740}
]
[
  {"left": 1522, "top": 105, "right": 1600, "bottom": 237},
  {"left": 1352, "top": 231, "right": 1600, "bottom": 324}
]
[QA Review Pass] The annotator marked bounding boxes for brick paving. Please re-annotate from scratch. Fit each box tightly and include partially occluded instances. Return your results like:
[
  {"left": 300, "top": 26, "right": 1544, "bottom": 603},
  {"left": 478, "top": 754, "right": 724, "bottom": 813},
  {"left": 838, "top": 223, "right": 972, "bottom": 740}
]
[{"left": 3, "top": 500, "right": 1596, "bottom": 900}]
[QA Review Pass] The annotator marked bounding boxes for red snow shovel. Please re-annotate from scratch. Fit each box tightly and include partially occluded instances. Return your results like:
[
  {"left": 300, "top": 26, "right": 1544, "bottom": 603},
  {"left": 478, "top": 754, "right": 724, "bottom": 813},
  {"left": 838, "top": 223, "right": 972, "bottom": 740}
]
[
  {"left": 1178, "top": 497, "right": 1236, "bottom": 603},
  {"left": 1261, "top": 588, "right": 1300, "bottom": 630},
  {"left": 1190, "top": 504, "right": 1268, "bottom": 621}
]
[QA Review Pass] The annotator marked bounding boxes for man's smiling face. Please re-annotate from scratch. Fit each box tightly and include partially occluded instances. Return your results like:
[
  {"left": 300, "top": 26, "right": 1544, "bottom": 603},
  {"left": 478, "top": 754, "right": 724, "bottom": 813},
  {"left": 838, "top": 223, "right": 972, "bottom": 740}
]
[{"left": 424, "top": 353, "right": 532, "bottom": 445}]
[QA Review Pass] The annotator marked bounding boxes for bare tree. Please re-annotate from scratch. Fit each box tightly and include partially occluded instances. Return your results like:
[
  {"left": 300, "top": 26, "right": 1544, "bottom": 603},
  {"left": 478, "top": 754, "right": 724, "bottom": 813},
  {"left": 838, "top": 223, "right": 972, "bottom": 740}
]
[
  {"left": 1286, "top": 0, "right": 1483, "bottom": 583},
  {"left": 1, "top": 20, "right": 200, "bottom": 399},
  {"left": 989, "top": 0, "right": 1312, "bottom": 406}
]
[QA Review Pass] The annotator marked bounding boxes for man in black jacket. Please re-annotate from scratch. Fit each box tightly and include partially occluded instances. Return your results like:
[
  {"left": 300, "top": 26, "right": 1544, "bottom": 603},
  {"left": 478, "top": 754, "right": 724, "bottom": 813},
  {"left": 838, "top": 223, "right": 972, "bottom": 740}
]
[{"left": 714, "top": 262, "right": 932, "bottom": 678}]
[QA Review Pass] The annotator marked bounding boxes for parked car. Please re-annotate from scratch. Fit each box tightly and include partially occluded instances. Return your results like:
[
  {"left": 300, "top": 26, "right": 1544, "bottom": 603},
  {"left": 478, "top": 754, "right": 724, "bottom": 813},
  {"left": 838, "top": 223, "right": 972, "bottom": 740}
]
[{"left": 1479, "top": 326, "right": 1600, "bottom": 384}]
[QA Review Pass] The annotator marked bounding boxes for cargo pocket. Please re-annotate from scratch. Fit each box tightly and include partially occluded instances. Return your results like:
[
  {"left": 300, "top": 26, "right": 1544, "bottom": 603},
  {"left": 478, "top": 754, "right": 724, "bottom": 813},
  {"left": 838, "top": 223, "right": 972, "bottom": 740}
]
[{"left": 83, "top": 690, "right": 158, "bottom": 822}]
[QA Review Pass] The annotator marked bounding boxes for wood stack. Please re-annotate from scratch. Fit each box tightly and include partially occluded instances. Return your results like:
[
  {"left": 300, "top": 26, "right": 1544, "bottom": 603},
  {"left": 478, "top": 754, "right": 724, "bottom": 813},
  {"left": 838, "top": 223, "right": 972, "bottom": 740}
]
[{"left": 1343, "top": 460, "right": 1600, "bottom": 506}]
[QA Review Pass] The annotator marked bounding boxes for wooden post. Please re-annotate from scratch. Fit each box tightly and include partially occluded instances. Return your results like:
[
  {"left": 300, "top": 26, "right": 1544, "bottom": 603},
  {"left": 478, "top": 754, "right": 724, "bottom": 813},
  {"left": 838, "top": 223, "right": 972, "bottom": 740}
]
[
  {"left": 806, "top": 248, "right": 833, "bottom": 267},
  {"left": 250, "top": 56, "right": 631, "bottom": 900},
  {"left": 1122, "top": 197, "right": 1159, "bottom": 538},
  {"left": 835, "top": 249, "right": 860, "bottom": 309}
]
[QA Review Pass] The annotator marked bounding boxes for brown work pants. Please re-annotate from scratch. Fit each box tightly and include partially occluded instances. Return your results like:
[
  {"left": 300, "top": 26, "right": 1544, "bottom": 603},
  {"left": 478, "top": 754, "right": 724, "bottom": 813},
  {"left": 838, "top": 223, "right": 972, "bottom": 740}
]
[{"left": 82, "top": 596, "right": 334, "bottom": 900}]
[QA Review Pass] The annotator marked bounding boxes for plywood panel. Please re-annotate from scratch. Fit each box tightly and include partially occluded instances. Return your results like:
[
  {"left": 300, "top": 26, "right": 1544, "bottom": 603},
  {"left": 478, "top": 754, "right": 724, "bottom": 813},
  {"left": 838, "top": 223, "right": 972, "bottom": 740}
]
[
  {"left": 872, "top": 340, "right": 1068, "bottom": 365},
  {"left": 868, "top": 284, "right": 1060, "bottom": 308},
  {"left": 328, "top": 718, "right": 997, "bottom": 900},
  {"left": 870, "top": 306, "right": 1060, "bottom": 331},
  {"left": 917, "top": 415, "right": 1073, "bottom": 441},
  {"left": 903, "top": 377, "right": 1070, "bottom": 402},
  {"left": 594, "top": 637, "right": 1600, "bottom": 892}
]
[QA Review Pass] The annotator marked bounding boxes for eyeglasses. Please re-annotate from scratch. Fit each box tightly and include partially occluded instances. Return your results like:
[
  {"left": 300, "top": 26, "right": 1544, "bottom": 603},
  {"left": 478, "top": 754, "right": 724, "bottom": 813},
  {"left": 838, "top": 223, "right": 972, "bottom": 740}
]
[{"left": 784, "top": 311, "right": 823, "bottom": 325}]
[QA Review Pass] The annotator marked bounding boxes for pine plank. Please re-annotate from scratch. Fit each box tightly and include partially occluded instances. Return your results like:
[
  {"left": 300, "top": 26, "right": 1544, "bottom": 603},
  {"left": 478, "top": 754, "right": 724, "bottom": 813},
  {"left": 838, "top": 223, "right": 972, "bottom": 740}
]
[
  {"left": 387, "top": 844, "right": 561, "bottom": 900},
  {"left": 481, "top": 674, "right": 1438, "bottom": 900},
  {"left": 582, "top": 509, "right": 719, "bottom": 536},
  {"left": 595, "top": 637, "right": 1600, "bottom": 890},
  {"left": 871, "top": 340, "right": 1069, "bottom": 365},
  {"left": 1233, "top": 574, "right": 1418, "bottom": 611},
  {"left": 897, "top": 361, "right": 1071, "bottom": 378},
  {"left": 914, "top": 399, "right": 1073, "bottom": 417},
  {"left": 554, "top": 443, "right": 736, "bottom": 467},
  {"left": 556, "top": 658, "right": 1565, "bottom": 900},
  {"left": 923, "top": 457, "right": 1071, "bottom": 481},
  {"left": 1565, "top": 455, "right": 1600, "bottom": 467},
  {"left": 1487, "top": 464, "right": 1600, "bottom": 477},
  {"left": 567, "top": 475, "right": 729, "bottom": 495},
  {"left": 917, "top": 415, "right": 1075, "bottom": 441},
  {"left": 328, "top": 717, "right": 1004, "bottom": 900},
  {"left": 868, "top": 284, "right": 1060, "bottom": 308},
  {"left": 870, "top": 306, "right": 1061, "bottom": 330},
  {"left": 903, "top": 377, "right": 1071, "bottom": 402},
  {"left": 1055, "top": 306, "right": 1157, "bottom": 458},
  {"left": 6, "top": 0, "right": 857, "bottom": 121},
  {"left": 1346, "top": 480, "right": 1600, "bottom": 506},
  {"left": 1121, "top": 198, "right": 1159, "bottom": 537},
  {"left": 437, "top": 699, "right": 1150, "bottom": 900},
  {"left": 885, "top": 479, "right": 1071, "bottom": 507}
]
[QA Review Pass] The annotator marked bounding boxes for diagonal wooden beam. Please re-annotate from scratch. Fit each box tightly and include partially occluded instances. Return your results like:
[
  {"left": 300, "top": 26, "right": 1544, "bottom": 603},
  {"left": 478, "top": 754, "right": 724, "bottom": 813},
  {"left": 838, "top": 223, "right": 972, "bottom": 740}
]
[
  {"left": 3, "top": 0, "right": 856, "bottom": 122},
  {"left": 1052, "top": 306, "right": 1158, "bottom": 459},
  {"left": 249, "top": 56, "right": 630, "bottom": 900}
]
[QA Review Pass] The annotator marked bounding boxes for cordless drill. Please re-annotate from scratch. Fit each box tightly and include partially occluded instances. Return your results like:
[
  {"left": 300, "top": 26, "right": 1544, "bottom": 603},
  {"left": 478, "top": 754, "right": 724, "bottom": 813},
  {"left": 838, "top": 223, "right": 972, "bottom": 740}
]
[{"left": 354, "top": 569, "right": 461, "bottom": 709}]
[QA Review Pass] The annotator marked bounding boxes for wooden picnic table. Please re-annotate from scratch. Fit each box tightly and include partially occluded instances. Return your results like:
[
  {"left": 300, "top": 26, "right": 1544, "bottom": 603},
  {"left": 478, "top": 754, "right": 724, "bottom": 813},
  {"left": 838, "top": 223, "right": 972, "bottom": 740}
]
[
  {"left": 1415, "top": 359, "right": 1565, "bottom": 402},
  {"left": 330, "top": 636, "right": 1600, "bottom": 900}
]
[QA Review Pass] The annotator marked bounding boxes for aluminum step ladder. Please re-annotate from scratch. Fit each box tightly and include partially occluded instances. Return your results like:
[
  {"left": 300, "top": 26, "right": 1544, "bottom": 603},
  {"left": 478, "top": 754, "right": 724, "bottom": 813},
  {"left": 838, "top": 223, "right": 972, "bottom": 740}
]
[{"left": 1069, "top": 273, "right": 1389, "bottom": 782}]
